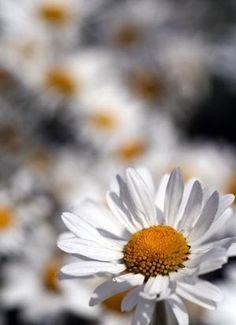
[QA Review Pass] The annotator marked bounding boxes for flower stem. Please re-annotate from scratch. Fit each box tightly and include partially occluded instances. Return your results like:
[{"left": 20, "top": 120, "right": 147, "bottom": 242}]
[{"left": 152, "top": 301, "right": 169, "bottom": 325}]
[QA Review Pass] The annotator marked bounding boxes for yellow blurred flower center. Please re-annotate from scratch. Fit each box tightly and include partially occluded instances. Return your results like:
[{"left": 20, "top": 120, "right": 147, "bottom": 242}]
[
  {"left": 226, "top": 174, "right": 236, "bottom": 198},
  {"left": 123, "top": 225, "right": 190, "bottom": 277},
  {"left": 90, "top": 112, "right": 118, "bottom": 130},
  {"left": 0, "top": 207, "right": 15, "bottom": 230},
  {"left": 38, "top": 4, "right": 71, "bottom": 25},
  {"left": 27, "top": 148, "right": 52, "bottom": 172},
  {"left": 45, "top": 67, "right": 78, "bottom": 96},
  {"left": 116, "top": 140, "right": 146, "bottom": 161},
  {"left": 0, "top": 125, "right": 22, "bottom": 152},
  {"left": 0, "top": 68, "right": 14, "bottom": 90},
  {"left": 114, "top": 23, "right": 142, "bottom": 47},
  {"left": 130, "top": 71, "right": 162, "bottom": 101},
  {"left": 102, "top": 291, "right": 129, "bottom": 314},
  {"left": 42, "top": 260, "right": 61, "bottom": 293}
]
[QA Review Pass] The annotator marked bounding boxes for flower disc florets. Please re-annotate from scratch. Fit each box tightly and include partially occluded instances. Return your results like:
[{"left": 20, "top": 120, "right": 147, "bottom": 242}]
[{"left": 123, "top": 225, "right": 190, "bottom": 277}]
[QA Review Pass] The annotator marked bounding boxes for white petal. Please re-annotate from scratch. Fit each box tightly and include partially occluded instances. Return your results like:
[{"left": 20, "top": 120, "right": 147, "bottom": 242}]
[
  {"left": 113, "top": 273, "right": 145, "bottom": 284},
  {"left": 73, "top": 200, "right": 128, "bottom": 239},
  {"left": 167, "top": 295, "right": 189, "bottom": 325},
  {"left": 136, "top": 167, "right": 155, "bottom": 196},
  {"left": 58, "top": 239, "right": 123, "bottom": 261},
  {"left": 228, "top": 242, "right": 236, "bottom": 257},
  {"left": 126, "top": 168, "right": 157, "bottom": 227},
  {"left": 58, "top": 236, "right": 122, "bottom": 251},
  {"left": 141, "top": 276, "right": 170, "bottom": 300},
  {"left": 192, "top": 237, "right": 235, "bottom": 252},
  {"left": 198, "top": 249, "right": 227, "bottom": 275},
  {"left": 164, "top": 169, "right": 184, "bottom": 226},
  {"left": 115, "top": 174, "right": 143, "bottom": 229},
  {"left": 156, "top": 206, "right": 165, "bottom": 224},
  {"left": 90, "top": 275, "right": 144, "bottom": 306},
  {"left": 155, "top": 174, "right": 170, "bottom": 211},
  {"left": 121, "top": 287, "right": 141, "bottom": 312},
  {"left": 191, "top": 208, "right": 233, "bottom": 246},
  {"left": 132, "top": 299, "right": 156, "bottom": 325},
  {"left": 62, "top": 212, "right": 108, "bottom": 244},
  {"left": 107, "top": 191, "right": 138, "bottom": 233},
  {"left": 178, "top": 180, "right": 203, "bottom": 231},
  {"left": 177, "top": 280, "right": 222, "bottom": 310},
  {"left": 216, "top": 194, "right": 235, "bottom": 219},
  {"left": 188, "top": 191, "right": 219, "bottom": 242},
  {"left": 61, "top": 261, "right": 125, "bottom": 277}
]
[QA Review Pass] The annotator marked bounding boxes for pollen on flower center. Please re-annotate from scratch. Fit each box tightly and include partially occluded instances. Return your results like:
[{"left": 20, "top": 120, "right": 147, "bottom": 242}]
[
  {"left": 37, "top": 4, "right": 71, "bottom": 25},
  {"left": 0, "top": 207, "right": 15, "bottom": 230},
  {"left": 123, "top": 225, "right": 190, "bottom": 277}
]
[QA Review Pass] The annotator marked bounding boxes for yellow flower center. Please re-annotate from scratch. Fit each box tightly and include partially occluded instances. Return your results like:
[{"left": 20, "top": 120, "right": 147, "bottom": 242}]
[
  {"left": 37, "top": 3, "right": 71, "bottom": 25},
  {"left": 130, "top": 71, "right": 162, "bottom": 101},
  {"left": 123, "top": 225, "right": 190, "bottom": 278},
  {"left": 113, "top": 23, "right": 142, "bottom": 47},
  {"left": 42, "top": 259, "right": 61, "bottom": 293},
  {"left": 90, "top": 112, "right": 118, "bottom": 131},
  {"left": 0, "top": 207, "right": 15, "bottom": 230},
  {"left": 102, "top": 291, "right": 129, "bottom": 314},
  {"left": 116, "top": 140, "right": 146, "bottom": 161},
  {"left": 45, "top": 67, "right": 78, "bottom": 96}
]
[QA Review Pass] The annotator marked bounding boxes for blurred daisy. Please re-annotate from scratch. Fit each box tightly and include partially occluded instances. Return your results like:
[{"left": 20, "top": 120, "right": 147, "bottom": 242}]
[
  {"left": 78, "top": 85, "right": 146, "bottom": 150},
  {"left": 58, "top": 168, "right": 235, "bottom": 325},
  {"left": 100, "top": 0, "right": 172, "bottom": 53},
  {"left": 0, "top": 0, "right": 101, "bottom": 52},
  {"left": 161, "top": 144, "right": 236, "bottom": 192},
  {"left": 0, "top": 221, "right": 99, "bottom": 323},
  {"left": 0, "top": 189, "right": 25, "bottom": 255},
  {"left": 159, "top": 37, "right": 210, "bottom": 105},
  {"left": 50, "top": 151, "right": 106, "bottom": 209},
  {"left": 28, "top": 51, "right": 114, "bottom": 109},
  {"left": 0, "top": 167, "right": 54, "bottom": 256}
]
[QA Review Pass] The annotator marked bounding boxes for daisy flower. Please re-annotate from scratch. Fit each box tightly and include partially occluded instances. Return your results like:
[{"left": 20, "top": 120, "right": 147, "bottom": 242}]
[{"left": 58, "top": 168, "right": 235, "bottom": 325}]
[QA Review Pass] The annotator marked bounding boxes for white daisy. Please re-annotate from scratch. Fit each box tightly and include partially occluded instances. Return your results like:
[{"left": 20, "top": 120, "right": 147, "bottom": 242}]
[{"left": 58, "top": 168, "right": 235, "bottom": 325}]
